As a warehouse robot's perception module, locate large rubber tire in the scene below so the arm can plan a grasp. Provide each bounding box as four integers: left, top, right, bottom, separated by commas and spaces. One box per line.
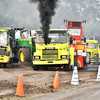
18, 48, 31, 63
33, 65, 39, 70
83, 57, 88, 70
95, 56, 99, 65
63, 59, 71, 71
45, 66, 48, 70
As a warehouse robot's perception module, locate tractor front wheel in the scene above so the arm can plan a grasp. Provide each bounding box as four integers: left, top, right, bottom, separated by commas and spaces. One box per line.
63, 59, 71, 71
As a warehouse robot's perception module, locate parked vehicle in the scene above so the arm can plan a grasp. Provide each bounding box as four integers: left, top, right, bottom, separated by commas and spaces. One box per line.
86, 40, 99, 65
65, 20, 87, 69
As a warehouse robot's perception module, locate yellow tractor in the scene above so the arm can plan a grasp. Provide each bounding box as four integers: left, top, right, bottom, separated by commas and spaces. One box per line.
0, 29, 13, 68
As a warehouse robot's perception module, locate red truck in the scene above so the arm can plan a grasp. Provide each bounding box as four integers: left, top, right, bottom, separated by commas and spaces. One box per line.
64, 20, 87, 69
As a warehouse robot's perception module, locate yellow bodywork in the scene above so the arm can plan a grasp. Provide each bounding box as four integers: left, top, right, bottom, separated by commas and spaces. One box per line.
98, 46, 100, 63
0, 29, 12, 63
33, 29, 74, 66
0, 47, 12, 63
86, 40, 99, 64
33, 43, 70, 65
0, 55, 10, 63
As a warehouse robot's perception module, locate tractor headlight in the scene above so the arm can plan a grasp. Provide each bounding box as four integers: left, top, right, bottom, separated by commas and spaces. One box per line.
34, 56, 40, 59
61, 55, 67, 59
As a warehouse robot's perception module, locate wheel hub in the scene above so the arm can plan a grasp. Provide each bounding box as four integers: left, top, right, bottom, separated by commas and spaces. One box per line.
20, 52, 24, 62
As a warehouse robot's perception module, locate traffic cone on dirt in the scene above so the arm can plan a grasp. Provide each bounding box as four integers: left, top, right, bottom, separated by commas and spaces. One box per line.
96, 65, 100, 81
15, 74, 24, 96
53, 71, 59, 89
71, 66, 79, 85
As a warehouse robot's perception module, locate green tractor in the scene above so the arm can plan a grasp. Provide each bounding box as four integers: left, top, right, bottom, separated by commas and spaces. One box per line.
7, 26, 36, 63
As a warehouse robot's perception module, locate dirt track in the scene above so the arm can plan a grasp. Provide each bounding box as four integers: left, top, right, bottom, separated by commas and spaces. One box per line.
0, 63, 99, 99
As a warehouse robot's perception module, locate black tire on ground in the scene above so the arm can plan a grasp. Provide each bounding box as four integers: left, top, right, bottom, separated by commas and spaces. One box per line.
5, 63, 11, 68
95, 56, 99, 65
18, 48, 31, 63
45, 66, 48, 70
9, 59, 13, 68
33, 65, 39, 70
63, 59, 71, 71
4, 63, 6, 68
83, 57, 88, 70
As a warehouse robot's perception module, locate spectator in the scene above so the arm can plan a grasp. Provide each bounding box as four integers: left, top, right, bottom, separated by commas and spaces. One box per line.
22, 34, 26, 38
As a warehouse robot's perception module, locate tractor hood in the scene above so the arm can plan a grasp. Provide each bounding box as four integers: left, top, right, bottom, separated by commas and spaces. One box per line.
17, 38, 35, 54
17, 39, 32, 46
36, 43, 69, 50
86, 48, 96, 53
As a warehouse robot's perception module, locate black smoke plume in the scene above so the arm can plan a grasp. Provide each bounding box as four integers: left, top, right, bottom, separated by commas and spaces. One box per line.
29, 0, 58, 44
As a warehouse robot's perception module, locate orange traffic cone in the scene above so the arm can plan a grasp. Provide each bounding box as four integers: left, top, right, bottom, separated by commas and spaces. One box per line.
53, 71, 59, 89
15, 74, 24, 96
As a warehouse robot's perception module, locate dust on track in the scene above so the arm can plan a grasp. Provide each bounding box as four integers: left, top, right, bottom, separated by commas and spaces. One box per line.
0, 63, 99, 98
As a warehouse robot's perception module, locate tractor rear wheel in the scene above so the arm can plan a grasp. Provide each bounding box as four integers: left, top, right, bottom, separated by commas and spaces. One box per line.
18, 48, 31, 63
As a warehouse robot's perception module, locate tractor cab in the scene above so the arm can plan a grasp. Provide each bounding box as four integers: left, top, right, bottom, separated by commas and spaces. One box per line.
0, 30, 8, 46
15, 29, 28, 39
